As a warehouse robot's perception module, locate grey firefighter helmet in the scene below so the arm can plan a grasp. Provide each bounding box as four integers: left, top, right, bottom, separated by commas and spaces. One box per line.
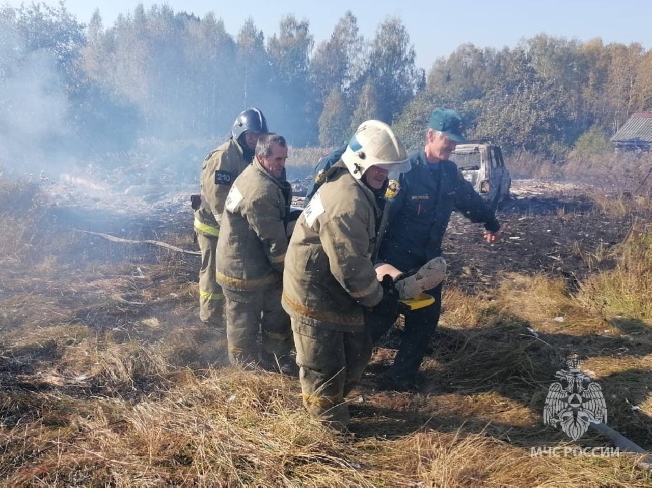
231, 107, 268, 141
341, 120, 409, 180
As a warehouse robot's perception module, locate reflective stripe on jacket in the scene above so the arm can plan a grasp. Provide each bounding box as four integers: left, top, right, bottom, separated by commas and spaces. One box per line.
194, 218, 219, 237
282, 164, 384, 332
216, 160, 291, 291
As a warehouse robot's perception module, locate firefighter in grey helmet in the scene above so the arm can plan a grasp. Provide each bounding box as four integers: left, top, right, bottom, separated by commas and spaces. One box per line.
281, 120, 410, 430
193, 108, 268, 326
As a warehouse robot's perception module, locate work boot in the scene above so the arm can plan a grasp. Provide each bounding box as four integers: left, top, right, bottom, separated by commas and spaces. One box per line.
394, 257, 447, 300
228, 351, 258, 371
376, 371, 425, 393
260, 352, 300, 377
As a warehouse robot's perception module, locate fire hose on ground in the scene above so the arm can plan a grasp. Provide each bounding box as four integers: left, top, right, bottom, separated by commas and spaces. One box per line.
76, 230, 201, 256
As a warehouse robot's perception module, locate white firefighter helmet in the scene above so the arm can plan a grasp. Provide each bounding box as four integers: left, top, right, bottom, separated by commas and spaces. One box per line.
341, 120, 410, 180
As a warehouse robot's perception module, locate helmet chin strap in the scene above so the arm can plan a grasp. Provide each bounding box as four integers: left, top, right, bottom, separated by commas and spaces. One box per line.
237, 134, 255, 163
243, 147, 255, 163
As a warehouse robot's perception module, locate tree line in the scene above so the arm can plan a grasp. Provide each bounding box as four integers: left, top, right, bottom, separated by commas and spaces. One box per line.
1, 2, 651, 166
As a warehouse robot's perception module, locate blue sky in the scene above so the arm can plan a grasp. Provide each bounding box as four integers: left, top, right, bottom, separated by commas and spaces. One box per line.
3, 0, 651, 69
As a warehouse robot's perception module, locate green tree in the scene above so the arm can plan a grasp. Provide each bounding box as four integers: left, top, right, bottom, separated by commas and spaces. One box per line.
318, 86, 349, 146
184, 12, 237, 134
267, 15, 315, 145
579, 38, 611, 132
426, 43, 498, 107
392, 91, 436, 151
309, 11, 364, 145
632, 49, 652, 112
364, 16, 418, 124
310, 11, 363, 100
570, 126, 613, 158
235, 18, 271, 110
267, 15, 312, 85
522, 35, 589, 142
349, 79, 382, 132
0, 2, 93, 155
474, 47, 570, 156
605, 42, 645, 132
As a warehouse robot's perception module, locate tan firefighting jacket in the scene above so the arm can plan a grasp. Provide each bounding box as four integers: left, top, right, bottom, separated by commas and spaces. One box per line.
194, 138, 249, 238
281, 163, 384, 332
216, 159, 292, 291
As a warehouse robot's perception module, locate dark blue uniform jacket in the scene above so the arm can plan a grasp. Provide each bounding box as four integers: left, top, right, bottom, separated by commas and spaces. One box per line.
304, 146, 347, 205
378, 150, 501, 271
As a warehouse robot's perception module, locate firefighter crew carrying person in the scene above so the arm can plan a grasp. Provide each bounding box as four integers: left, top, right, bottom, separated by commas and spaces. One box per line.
372, 108, 503, 392
192, 107, 268, 326
216, 133, 297, 374
281, 120, 446, 430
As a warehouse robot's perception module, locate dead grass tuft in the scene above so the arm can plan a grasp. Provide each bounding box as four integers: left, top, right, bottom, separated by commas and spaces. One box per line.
494, 273, 596, 330
578, 231, 652, 321
588, 189, 650, 218
0, 179, 45, 263
440, 287, 486, 328
90, 340, 170, 388
505, 151, 562, 180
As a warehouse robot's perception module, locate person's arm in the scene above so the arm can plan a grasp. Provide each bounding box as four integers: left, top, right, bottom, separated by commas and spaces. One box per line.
320, 210, 383, 308
452, 169, 501, 235
245, 190, 289, 274
204, 149, 239, 226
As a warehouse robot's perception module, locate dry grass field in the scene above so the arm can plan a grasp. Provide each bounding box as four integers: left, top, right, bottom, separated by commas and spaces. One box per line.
1, 172, 652, 487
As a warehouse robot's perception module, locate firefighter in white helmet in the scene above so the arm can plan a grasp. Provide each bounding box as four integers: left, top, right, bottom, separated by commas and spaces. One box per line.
282, 120, 410, 431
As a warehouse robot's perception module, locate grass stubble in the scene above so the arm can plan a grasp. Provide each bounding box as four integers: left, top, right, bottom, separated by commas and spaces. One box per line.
0, 179, 651, 487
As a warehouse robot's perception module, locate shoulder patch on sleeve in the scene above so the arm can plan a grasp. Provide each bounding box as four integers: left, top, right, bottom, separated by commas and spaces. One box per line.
385, 179, 400, 199
215, 170, 233, 185
303, 192, 325, 228
225, 184, 243, 213
314, 169, 327, 185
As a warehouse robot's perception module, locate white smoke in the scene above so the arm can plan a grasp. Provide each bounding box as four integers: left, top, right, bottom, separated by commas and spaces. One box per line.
0, 20, 70, 177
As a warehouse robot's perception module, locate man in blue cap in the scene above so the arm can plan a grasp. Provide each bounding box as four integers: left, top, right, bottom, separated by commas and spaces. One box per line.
372, 107, 502, 391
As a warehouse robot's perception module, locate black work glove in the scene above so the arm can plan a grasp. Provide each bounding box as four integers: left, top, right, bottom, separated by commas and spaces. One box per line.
190, 194, 201, 210
373, 275, 400, 318
365, 275, 403, 341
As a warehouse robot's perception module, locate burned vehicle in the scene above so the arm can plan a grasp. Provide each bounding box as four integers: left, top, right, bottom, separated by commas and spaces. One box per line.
452, 139, 511, 210
289, 177, 314, 197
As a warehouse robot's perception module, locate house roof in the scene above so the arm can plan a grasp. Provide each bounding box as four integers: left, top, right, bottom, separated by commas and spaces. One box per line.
611, 112, 652, 144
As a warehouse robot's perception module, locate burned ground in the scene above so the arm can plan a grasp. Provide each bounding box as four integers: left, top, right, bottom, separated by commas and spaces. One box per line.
443, 180, 636, 295
1, 176, 651, 486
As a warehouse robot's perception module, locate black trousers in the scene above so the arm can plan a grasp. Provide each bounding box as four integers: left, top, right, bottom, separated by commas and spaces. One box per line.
369, 282, 443, 381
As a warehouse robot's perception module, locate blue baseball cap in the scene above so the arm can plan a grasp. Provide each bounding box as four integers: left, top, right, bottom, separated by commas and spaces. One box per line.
428, 108, 465, 142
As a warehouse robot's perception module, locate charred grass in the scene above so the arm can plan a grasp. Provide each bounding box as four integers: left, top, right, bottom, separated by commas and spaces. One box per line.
1, 179, 652, 486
